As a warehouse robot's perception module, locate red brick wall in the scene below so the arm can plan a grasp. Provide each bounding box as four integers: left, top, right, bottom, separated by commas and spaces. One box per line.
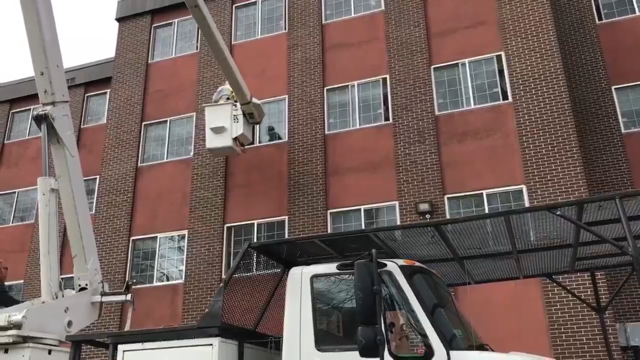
22, 84, 86, 300
385, 0, 445, 221
286, 0, 326, 236
181, 0, 230, 324
82, 14, 151, 360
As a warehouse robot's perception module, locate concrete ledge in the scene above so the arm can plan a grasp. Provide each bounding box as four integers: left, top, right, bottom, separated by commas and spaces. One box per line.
116, 0, 184, 20
0, 58, 114, 102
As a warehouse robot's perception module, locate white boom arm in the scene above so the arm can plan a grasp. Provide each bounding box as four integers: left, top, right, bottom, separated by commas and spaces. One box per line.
0, 0, 131, 353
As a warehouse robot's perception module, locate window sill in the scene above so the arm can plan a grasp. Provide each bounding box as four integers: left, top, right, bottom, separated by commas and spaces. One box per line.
148, 50, 200, 64
81, 121, 107, 129
0, 220, 36, 229
597, 13, 640, 25
138, 155, 193, 167
622, 127, 640, 135
435, 100, 512, 117
232, 30, 288, 46
325, 120, 392, 135
130, 280, 184, 289
322, 8, 384, 25
245, 139, 287, 149
3, 135, 41, 144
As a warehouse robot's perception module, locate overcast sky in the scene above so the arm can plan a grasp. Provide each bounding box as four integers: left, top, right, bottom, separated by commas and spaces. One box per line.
0, 0, 118, 83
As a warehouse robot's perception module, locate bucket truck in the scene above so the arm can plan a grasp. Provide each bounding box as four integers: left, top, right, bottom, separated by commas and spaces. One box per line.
1, 0, 552, 360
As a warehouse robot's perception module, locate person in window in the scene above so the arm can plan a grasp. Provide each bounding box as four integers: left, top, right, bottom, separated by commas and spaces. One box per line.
0, 260, 22, 308
267, 126, 282, 142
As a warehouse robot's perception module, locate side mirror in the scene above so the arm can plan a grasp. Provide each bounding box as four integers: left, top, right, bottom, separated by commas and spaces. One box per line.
354, 257, 385, 359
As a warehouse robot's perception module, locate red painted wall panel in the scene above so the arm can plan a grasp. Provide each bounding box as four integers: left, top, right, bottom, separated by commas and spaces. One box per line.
233, 34, 288, 99
325, 124, 397, 209
323, 11, 388, 86
426, 0, 503, 65
226, 144, 288, 223
598, 16, 640, 86
122, 284, 184, 329
437, 104, 524, 194
624, 132, 640, 189
0, 225, 32, 281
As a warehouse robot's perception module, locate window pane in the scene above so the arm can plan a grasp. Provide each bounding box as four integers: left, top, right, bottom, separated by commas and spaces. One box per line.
363, 205, 398, 229
312, 274, 358, 350
175, 18, 198, 55
353, 0, 382, 15
84, 93, 108, 126
256, 220, 286, 272
259, 99, 286, 144
358, 80, 384, 126
12, 189, 37, 224
7, 283, 23, 301
152, 23, 174, 61
235, 3, 258, 42
434, 65, 466, 113
156, 234, 186, 283
330, 209, 362, 233
327, 86, 352, 132
0, 193, 16, 226
167, 116, 194, 160
447, 194, 486, 218
227, 223, 255, 274
599, 0, 637, 20
486, 189, 526, 213
131, 237, 158, 285
324, 0, 352, 22
84, 178, 98, 213
141, 121, 168, 164
27, 106, 43, 138
260, 0, 286, 36
7, 109, 32, 141
469, 57, 502, 106
615, 85, 640, 132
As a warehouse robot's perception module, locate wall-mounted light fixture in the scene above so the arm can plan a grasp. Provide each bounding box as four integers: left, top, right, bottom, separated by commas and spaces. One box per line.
415, 201, 434, 220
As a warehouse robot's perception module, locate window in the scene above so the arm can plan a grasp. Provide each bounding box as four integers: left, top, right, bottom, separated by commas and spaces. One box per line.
249, 97, 287, 146
224, 218, 286, 275
233, 0, 287, 43
325, 77, 391, 133
6, 106, 42, 142
323, 0, 383, 22
150, 17, 199, 61
6, 281, 23, 301
445, 187, 527, 219
140, 114, 195, 165
84, 177, 99, 214
128, 232, 187, 286
83, 91, 109, 126
433, 54, 510, 114
312, 273, 358, 351
593, 0, 639, 22
329, 203, 398, 233
614, 83, 640, 132
0, 188, 38, 226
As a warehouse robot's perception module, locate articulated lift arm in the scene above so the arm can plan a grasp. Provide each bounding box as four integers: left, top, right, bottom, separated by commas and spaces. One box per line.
0, 0, 262, 355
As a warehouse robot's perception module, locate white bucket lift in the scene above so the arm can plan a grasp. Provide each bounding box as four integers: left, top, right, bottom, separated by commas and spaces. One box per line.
204, 101, 254, 156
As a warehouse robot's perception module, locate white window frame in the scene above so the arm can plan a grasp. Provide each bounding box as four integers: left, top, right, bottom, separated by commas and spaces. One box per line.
84, 176, 100, 214
327, 201, 400, 233
148, 16, 201, 63
232, 0, 289, 44
444, 185, 529, 219
324, 75, 393, 134
222, 216, 288, 277
248, 96, 288, 147
592, 0, 640, 23
432, 52, 512, 116
138, 113, 197, 166
0, 186, 38, 227
612, 81, 640, 134
4, 105, 42, 143
81, 90, 110, 127
5, 280, 23, 301
126, 230, 189, 288
322, 0, 385, 24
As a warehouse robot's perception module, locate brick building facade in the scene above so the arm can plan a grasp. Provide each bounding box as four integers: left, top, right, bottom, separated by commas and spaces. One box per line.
1, 0, 640, 358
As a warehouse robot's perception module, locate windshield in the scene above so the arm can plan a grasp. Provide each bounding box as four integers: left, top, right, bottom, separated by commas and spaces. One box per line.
399, 265, 486, 351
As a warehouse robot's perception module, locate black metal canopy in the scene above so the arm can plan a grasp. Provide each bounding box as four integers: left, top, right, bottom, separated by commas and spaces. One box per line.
249, 189, 640, 287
